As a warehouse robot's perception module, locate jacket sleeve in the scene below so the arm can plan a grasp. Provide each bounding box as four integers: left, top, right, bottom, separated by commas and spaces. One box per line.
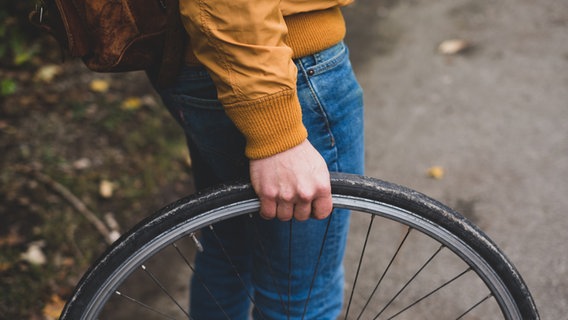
179, 0, 308, 159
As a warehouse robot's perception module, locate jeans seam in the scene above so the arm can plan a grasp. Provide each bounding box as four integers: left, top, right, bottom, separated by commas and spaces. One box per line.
299, 61, 332, 144
298, 60, 340, 168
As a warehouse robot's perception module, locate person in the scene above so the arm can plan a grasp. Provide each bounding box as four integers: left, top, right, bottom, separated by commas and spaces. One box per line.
153, 0, 364, 318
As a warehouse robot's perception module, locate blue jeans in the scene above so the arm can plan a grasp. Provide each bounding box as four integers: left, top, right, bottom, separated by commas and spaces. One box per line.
156, 41, 364, 319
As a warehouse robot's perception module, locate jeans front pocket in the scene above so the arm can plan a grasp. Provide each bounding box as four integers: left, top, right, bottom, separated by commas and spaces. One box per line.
157, 66, 248, 184
294, 42, 365, 174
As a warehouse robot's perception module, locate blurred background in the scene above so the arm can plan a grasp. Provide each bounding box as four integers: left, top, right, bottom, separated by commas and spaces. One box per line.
0, 2, 193, 318
1, 0, 567, 319
343, 0, 567, 319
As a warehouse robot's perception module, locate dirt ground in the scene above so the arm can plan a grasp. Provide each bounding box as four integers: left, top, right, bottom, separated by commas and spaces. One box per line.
0, 53, 194, 318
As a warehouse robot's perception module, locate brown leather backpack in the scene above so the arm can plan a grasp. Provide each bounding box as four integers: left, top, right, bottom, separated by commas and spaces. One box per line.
29, 0, 185, 87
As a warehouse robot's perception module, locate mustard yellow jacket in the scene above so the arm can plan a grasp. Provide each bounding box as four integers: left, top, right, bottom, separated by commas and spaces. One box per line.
180, 0, 354, 159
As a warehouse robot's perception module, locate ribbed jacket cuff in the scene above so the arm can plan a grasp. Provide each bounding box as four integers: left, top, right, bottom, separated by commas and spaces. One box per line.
224, 89, 308, 159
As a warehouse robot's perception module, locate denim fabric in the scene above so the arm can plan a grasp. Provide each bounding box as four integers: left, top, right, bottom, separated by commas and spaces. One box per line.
156, 41, 364, 319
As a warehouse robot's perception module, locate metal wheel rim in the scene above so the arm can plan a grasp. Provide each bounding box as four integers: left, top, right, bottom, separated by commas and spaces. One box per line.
79, 196, 521, 320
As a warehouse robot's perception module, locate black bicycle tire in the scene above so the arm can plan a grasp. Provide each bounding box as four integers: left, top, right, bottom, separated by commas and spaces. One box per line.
60, 173, 539, 319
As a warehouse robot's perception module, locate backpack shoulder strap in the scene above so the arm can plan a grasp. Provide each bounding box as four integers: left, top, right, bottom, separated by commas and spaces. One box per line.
150, 0, 186, 88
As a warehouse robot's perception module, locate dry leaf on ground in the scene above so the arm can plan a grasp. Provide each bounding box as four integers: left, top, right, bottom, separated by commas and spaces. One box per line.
427, 166, 445, 180
42, 294, 66, 320
438, 39, 471, 55
20, 243, 47, 265
121, 97, 142, 110
34, 65, 63, 83
99, 180, 115, 198
89, 79, 110, 93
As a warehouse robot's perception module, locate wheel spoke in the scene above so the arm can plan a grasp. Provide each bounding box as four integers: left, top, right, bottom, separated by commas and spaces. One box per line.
114, 290, 180, 320
247, 214, 290, 319
386, 268, 472, 319
344, 214, 375, 320
140, 264, 190, 319
208, 225, 267, 320
301, 212, 334, 320
171, 242, 230, 320
372, 245, 444, 319
456, 293, 494, 319
357, 227, 412, 320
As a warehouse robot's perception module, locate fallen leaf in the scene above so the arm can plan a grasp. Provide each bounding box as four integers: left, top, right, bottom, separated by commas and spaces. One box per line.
141, 94, 159, 108
427, 166, 445, 180
121, 97, 142, 110
89, 79, 110, 93
21, 243, 47, 265
43, 93, 59, 104
18, 95, 35, 107
42, 294, 65, 320
0, 227, 24, 246
34, 64, 62, 83
61, 257, 75, 267
72, 158, 92, 170
0, 262, 12, 272
99, 180, 115, 198
438, 39, 471, 55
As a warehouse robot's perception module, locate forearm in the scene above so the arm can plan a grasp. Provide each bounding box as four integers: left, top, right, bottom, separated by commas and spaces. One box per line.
180, 0, 307, 158
178, 0, 335, 221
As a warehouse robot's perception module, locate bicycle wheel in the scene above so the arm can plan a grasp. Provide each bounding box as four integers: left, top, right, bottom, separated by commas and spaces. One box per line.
60, 173, 539, 319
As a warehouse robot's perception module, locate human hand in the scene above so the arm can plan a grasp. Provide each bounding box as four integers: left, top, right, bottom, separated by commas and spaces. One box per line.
249, 140, 332, 221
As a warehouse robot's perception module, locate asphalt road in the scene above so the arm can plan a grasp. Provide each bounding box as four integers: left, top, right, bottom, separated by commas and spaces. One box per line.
343, 0, 568, 318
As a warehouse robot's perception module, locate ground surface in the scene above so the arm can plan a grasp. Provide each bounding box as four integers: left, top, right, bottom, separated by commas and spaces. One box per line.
343, 0, 567, 318
1, 55, 193, 318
